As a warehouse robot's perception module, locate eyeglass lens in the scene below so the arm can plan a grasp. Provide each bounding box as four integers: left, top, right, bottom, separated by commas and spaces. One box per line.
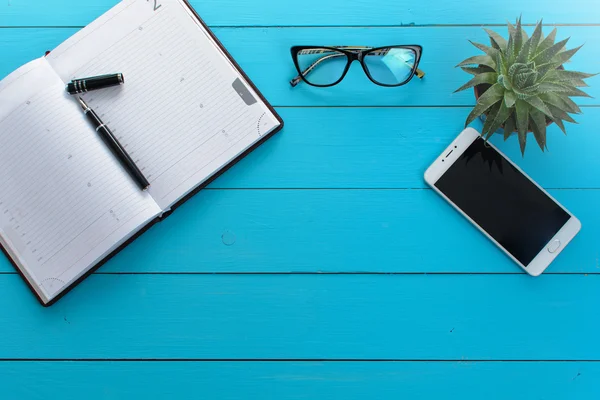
296, 48, 349, 86
363, 48, 417, 85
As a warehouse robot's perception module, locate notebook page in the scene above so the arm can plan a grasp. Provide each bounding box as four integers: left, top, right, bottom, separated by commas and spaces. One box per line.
46, 0, 281, 210
0, 59, 50, 114
0, 58, 161, 303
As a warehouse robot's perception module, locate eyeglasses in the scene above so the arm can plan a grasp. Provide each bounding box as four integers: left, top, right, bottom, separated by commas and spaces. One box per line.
290, 45, 425, 88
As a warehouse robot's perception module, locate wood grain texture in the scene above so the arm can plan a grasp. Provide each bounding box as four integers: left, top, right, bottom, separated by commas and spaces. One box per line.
1, 189, 597, 274
0, 102, 596, 190
1, 0, 600, 27
1, 0, 600, 397
0, 274, 599, 359
0, 361, 597, 400
0, 27, 599, 107
206, 108, 598, 189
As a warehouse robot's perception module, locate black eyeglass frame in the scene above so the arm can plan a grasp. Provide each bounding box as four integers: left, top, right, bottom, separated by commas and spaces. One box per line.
290, 45, 425, 88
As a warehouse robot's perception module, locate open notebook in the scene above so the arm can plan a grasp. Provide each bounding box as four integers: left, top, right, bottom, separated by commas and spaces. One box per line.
0, 0, 283, 305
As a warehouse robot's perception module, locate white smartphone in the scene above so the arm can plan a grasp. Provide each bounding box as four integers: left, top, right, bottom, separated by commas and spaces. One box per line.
424, 127, 581, 276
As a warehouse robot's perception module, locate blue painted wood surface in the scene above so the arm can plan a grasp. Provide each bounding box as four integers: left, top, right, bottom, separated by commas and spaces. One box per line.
1, 0, 598, 26
1, 0, 600, 398
0, 362, 598, 400
2, 27, 599, 107
0, 274, 599, 359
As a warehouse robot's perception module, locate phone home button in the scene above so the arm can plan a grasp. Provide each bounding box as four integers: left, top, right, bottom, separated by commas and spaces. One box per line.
547, 240, 561, 254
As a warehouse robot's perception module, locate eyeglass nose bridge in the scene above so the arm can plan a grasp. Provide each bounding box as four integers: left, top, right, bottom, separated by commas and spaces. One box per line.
347, 51, 362, 62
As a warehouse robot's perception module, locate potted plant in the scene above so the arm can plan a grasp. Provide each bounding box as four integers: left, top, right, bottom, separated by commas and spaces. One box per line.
455, 17, 596, 155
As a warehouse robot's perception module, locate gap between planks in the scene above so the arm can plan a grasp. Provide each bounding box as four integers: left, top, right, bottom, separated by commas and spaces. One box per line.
1, 358, 600, 362
272, 105, 600, 109
2, 23, 600, 29
0, 272, 597, 275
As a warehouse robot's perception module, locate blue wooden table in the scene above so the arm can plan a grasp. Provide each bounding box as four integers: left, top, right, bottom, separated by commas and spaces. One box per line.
1, 1, 600, 398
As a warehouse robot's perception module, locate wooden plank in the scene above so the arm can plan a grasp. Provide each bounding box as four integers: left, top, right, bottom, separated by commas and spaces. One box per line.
1, 27, 599, 107
0, 93, 596, 189
0, 101, 596, 189
0, 274, 598, 359
207, 108, 600, 189
0, 361, 598, 399
1, 190, 597, 274
1, 0, 600, 27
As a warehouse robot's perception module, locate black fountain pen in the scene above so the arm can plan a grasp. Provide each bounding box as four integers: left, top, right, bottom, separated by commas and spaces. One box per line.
77, 97, 150, 190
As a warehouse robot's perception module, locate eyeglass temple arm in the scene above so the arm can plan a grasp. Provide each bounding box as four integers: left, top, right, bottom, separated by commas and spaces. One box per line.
290, 47, 426, 87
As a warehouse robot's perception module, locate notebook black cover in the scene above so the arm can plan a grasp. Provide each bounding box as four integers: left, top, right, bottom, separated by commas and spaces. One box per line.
0, 0, 284, 306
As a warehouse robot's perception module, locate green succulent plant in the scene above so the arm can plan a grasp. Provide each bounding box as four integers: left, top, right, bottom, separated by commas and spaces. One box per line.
455, 17, 596, 155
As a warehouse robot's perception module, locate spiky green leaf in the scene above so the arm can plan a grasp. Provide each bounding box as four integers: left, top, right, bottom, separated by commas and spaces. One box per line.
537, 62, 563, 80
507, 21, 516, 37
546, 104, 577, 124
533, 38, 570, 65
497, 52, 508, 76
484, 28, 507, 51
535, 82, 590, 97
521, 26, 529, 42
524, 96, 554, 118
484, 98, 512, 139
506, 23, 515, 62
554, 70, 598, 81
469, 41, 500, 59
558, 94, 582, 113
503, 115, 517, 140
460, 66, 493, 75
504, 90, 517, 108
536, 28, 557, 54
558, 86, 593, 97
515, 83, 541, 98
556, 93, 582, 114
529, 108, 548, 151
528, 21, 544, 58
456, 55, 497, 70
482, 103, 502, 138
545, 70, 594, 87
516, 35, 533, 64
498, 74, 512, 91
513, 17, 524, 56
571, 79, 589, 87
524, 70, 539, 87
539, 92, 581, 114
545, 103, 573, 135
517, 131, 527, 156
556, 45, 583, 64
515, 99, 530, 155
536, 82, 570, 92
552, 117, 567, 134
465, 83, 505, 127
454, 72, 499, 93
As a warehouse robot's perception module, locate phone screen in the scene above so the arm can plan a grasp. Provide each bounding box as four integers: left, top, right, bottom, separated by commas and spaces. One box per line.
434, 137, 570, 266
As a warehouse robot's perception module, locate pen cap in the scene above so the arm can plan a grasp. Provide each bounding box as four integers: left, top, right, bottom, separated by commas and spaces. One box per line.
66, 73, 124, 95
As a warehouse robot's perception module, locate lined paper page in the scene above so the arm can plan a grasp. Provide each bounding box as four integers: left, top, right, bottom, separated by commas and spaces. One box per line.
0, 59, 161, 302
47, 0, 280, 210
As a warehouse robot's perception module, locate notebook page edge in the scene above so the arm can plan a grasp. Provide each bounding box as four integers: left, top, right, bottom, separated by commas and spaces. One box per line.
0, 57, 45, 92
151, 0, 281, 210
176, 0, 281, 126
0, 230, 49, 304
42, 205, 161, 305
0, 57, 67, 305
0, 66, 162, 305
46, 0, 146, 82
